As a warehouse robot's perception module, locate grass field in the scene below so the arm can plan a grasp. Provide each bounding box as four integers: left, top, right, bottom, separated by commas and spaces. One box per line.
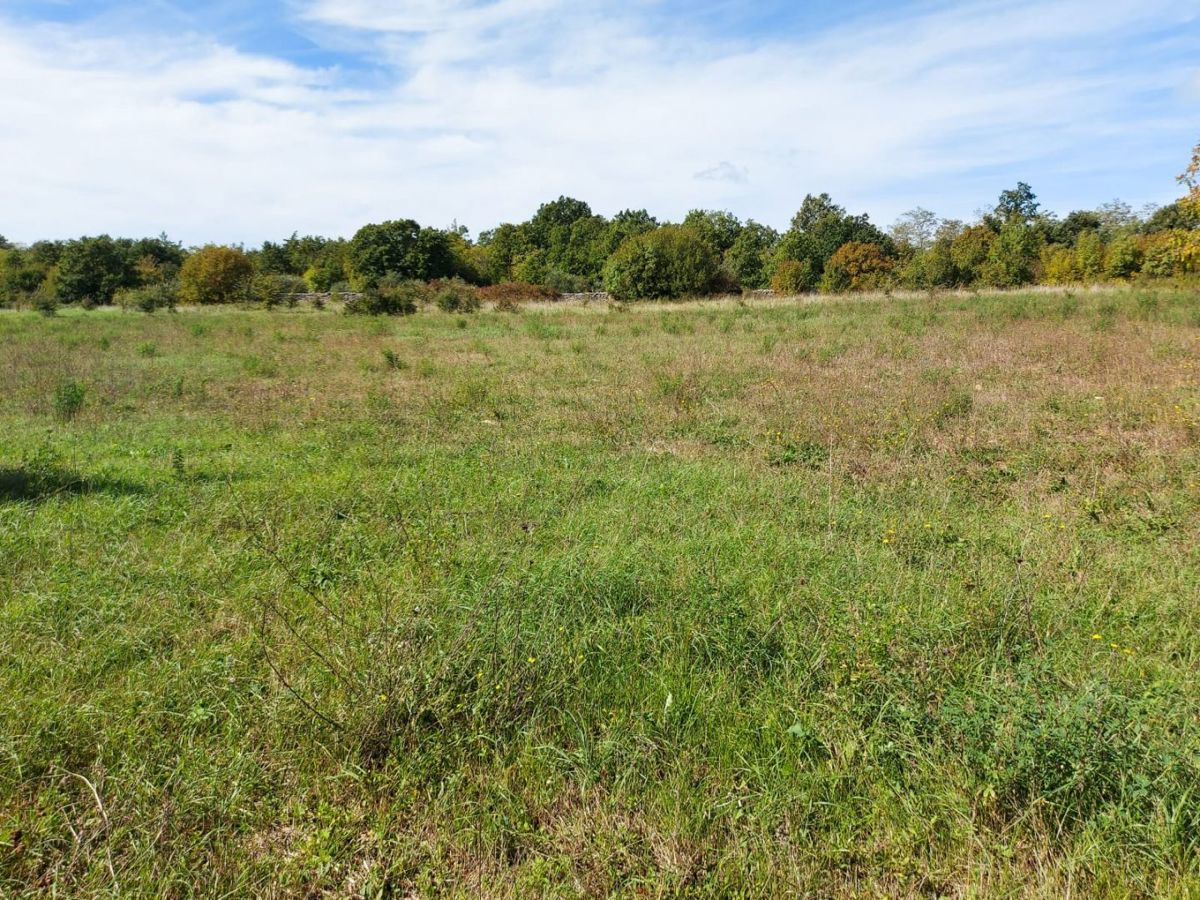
2, 287, 1199, 896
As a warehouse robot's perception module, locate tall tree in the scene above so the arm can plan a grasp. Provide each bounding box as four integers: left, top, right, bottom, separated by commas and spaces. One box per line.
1180, 143, 1200, 214
775, 193, 890, 281
995, 182, 1040, 225
348, 220, 454, 287
889, 208, 939, 251
56, 236, 132, 305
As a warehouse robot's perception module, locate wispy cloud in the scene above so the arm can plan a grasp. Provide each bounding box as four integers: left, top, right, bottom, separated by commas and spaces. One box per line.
0, 0, 1196, 243
695, 163, 749, 185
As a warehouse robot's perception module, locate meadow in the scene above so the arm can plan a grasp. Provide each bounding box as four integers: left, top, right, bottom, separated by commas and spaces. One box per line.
1, 287, 1198, 896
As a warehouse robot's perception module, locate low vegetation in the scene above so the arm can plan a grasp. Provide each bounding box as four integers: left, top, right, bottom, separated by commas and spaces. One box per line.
2, 285, 1198, 894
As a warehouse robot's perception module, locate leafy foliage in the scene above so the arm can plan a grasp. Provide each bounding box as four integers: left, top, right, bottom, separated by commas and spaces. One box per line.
819, 241, 895, 292
602, 226, 719, 300
178, 245, 254, 304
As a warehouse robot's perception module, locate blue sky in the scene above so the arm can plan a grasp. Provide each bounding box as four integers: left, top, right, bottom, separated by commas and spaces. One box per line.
1, 0, 1197, 244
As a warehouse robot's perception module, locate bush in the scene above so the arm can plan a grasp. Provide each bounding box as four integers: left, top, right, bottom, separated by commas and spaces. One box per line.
1040, 246, 1081, 285
477, 282, 561, 304
769, 259, 816, 295
344, 280, 425, 316
983, 223, 1040, 287
116, 280, 178, 313
818, 241, 894, 293
433, 278, 480, 313
53, 380, 86, 421
249, 273, 308, 308
602, 226, 719, 301
1105, 236, 1142, 280
1075, 231, 1105, 281
178, 246, 254, 304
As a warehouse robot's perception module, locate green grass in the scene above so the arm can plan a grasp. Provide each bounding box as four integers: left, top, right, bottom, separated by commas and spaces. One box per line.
2, 288, 1199, 896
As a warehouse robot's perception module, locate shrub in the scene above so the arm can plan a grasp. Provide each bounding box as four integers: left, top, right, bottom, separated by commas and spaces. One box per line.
1105, 236, 1142, 280
53, 380, 86, 421
1075, 230, 1105, 281
178, 246, 254, 304
477, 282, 561, 305
602, 226, 719, 301
818, 241, 894, 293
433, 278, 481, 313
983, 222, 1040, 287
55, 236, 130, 306
950, 225, 996, 284
33, 289, 59, 317
116, 280, 178, 313
1040, 246, 1081, 285
344, 280, 425, 316
250, 273, 308, 308
769, 259, 816, 295
1140, 231, 1185, 278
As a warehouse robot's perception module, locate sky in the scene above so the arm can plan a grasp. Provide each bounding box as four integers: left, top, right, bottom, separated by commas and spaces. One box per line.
1, 0, 1198, 245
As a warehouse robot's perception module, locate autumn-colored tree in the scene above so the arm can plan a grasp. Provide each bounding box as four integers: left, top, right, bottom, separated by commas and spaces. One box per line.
178, 245, 254, 304
1075, 231, 1105, 281
819, 241, 894, 293
949, 226, 996, 284
769, 259, 815, 295
1180, 143, 1200, 214
1104, 235, 1142, 280
1040, 246, 1080, 285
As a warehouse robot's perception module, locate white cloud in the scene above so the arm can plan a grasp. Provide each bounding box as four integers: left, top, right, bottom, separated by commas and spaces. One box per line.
0, 0, 1196, 243
695, 163, 749, 185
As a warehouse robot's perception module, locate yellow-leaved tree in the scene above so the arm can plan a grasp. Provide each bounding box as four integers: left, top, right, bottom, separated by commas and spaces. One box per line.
1178, 144, 1200, 273
1181, 143, 1200, 213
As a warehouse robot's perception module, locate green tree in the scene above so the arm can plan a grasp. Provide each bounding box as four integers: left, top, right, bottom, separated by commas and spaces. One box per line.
1052, 211, 1103, 246
55, 236, 132, 305
1143, 201, 1200, 234
984, 222, 1040, 287
0, 247, 51, 299
775, 194, 890, 283
303, 241, 350, 291
889, 207, 939, 251
477, 223, 533, 284
1104, 236, 1142, 279
1075, 231, 1104, 281
609, 209, 658, 244
682, 210, 743, 255
724, 221, 778, 289
602, 226, 719, 300
178, 245, 254, 304
996, 182, 1040, 224
348, 220, 454, 288
950, 225, 996, 284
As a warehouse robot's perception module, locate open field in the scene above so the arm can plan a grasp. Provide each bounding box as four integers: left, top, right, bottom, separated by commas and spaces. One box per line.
2, 287, 1199, 896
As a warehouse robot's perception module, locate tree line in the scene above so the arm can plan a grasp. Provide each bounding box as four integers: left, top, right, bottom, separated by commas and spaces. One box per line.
3, 145, 1198, 311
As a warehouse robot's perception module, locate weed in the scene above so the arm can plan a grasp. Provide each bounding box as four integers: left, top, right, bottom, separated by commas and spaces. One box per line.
52, 380, 86, 421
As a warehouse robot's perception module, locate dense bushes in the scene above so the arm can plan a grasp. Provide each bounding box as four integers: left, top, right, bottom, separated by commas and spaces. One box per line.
770, 259, 816, 295
602, 226, 719, 300
348, 220, 455, 288
178, 245, 254, 304
819, 241, 894, 292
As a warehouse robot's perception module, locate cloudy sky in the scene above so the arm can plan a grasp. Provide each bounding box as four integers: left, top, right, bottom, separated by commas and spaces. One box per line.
1, 0, 1197, 245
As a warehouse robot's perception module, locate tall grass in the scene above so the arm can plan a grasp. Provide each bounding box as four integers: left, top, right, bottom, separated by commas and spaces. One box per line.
1, 287, 1198, 895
